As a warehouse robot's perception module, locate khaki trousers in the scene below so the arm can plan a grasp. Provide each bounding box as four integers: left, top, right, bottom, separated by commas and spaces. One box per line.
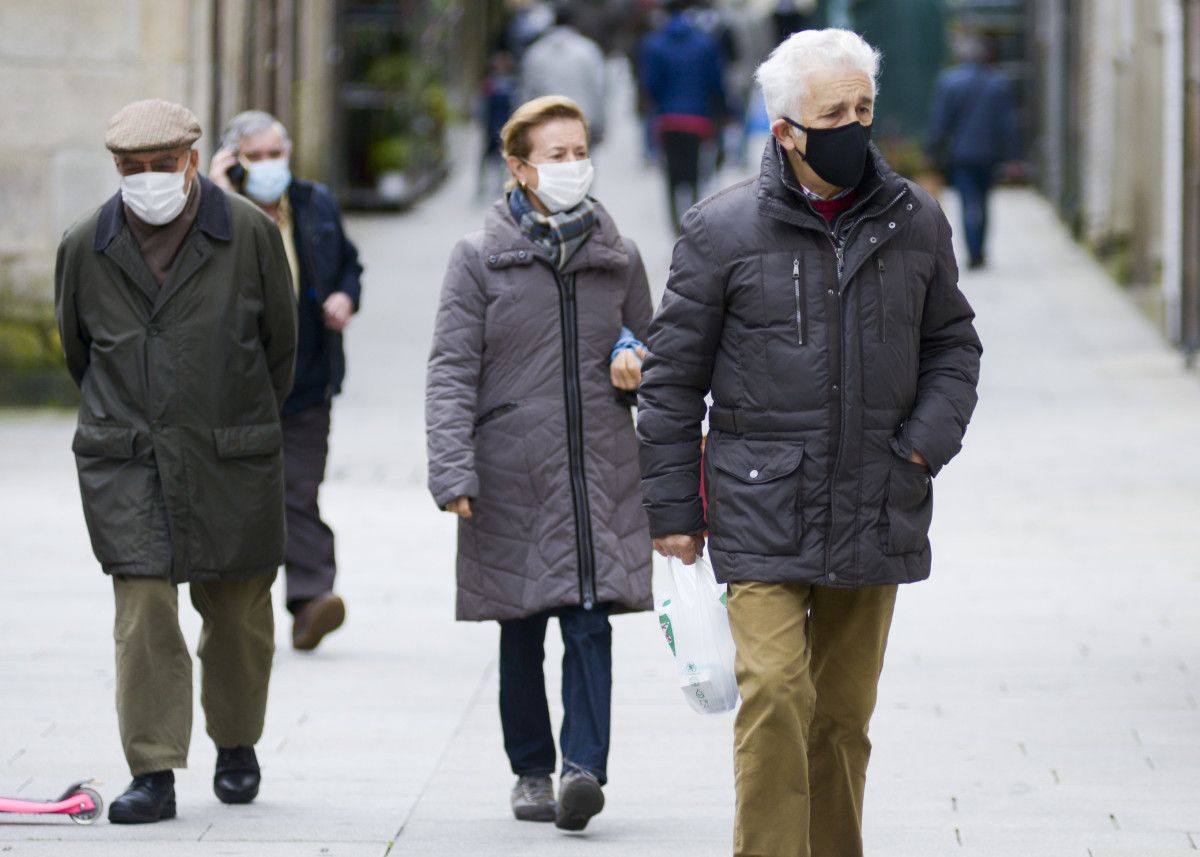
727, 581, 898, 857
112, 573, 276, 775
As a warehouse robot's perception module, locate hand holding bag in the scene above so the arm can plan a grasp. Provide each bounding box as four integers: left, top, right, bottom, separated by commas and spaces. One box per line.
654, 554, 740, 714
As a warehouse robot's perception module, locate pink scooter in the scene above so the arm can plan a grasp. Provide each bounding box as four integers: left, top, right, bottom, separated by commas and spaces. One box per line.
0, 781, 103, 825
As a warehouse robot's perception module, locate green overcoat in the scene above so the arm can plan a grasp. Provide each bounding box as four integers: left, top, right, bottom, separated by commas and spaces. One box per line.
54, 176, 297, 583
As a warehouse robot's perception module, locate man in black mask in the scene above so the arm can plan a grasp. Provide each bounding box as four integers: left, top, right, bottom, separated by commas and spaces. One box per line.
637, 29, 982, 857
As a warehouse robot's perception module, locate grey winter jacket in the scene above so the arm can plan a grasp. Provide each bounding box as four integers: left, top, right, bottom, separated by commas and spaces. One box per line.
638, 142, 982, 588
519, 27, 608, 140
55, 177, 297, 584
426, 199, 653, 621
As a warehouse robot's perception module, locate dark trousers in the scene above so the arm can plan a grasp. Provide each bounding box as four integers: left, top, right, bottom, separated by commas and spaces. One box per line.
498, 605, 612, 784
948, 163, 995, 265
281, 403, 336, 612
662, 130, 704, 231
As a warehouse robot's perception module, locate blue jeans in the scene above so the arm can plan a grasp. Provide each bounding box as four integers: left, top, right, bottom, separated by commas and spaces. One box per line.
948, 163, 995, 264
499, 605, 612, 784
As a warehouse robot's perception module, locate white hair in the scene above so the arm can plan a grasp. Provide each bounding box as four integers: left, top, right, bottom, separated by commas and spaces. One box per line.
220, 110, 291, 151
755, 29, 882, 123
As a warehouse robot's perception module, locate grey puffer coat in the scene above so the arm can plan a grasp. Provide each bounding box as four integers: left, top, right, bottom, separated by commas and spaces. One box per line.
638, 142, 982, 588
426, 199, 654, 621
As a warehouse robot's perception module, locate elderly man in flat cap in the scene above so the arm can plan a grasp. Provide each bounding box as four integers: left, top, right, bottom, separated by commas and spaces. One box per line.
54, 98, 297, 823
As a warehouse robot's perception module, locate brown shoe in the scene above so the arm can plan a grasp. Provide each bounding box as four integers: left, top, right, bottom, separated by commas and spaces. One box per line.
292, 593, 346, 651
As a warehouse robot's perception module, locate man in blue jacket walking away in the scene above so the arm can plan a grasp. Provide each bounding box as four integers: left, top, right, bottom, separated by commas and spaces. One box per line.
925, 33, 1022, 269
639, 0, 728, 231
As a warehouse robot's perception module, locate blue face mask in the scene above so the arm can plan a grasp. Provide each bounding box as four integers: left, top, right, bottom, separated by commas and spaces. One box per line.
244, 157, 292, 203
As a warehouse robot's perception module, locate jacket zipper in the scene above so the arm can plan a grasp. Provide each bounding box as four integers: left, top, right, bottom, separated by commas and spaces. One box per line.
821, 187, 908, 579
792, 258, 805, 345
876, 257, 888, 343
553, 271, 598, 610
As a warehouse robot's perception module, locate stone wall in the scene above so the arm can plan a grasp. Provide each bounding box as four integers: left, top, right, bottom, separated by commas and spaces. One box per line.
0, 0, 212, 312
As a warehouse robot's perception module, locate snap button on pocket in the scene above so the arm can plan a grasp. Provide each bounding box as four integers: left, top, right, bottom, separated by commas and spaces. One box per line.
888, 222, 896, 229
749, 469, 759, 479
869, 236, 878, 244
488, 254, 498, 264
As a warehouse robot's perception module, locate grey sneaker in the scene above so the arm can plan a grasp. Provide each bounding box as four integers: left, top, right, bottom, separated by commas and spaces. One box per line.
555, 769, 604, 831
511, 775, 556, 822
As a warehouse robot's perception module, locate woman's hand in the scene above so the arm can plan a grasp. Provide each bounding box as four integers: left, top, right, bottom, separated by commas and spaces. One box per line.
610, 347, 646, 391
443, 497, 473, 518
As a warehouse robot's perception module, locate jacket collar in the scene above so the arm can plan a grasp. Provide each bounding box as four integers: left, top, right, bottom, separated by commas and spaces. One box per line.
481, 196, 629, 275
755, 138, 909, 231
94, 175, 233, 252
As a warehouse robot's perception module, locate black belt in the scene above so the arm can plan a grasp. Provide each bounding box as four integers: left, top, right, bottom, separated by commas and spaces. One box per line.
707, 407, 814, 435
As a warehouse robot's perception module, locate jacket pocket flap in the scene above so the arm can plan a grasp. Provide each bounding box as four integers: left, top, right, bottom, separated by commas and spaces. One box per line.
72, 424, 137, 459
212, 423, 283, 459
711, 438, 804, 484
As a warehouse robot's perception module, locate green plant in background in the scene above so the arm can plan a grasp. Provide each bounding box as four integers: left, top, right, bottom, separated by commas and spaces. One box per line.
369, 135, 412, 175
0, 309, 78, 407
364, 54, 411, 91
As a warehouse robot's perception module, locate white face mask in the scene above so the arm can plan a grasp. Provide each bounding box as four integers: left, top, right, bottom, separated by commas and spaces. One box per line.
530, 158, 594, 213
121, 169, 189, 226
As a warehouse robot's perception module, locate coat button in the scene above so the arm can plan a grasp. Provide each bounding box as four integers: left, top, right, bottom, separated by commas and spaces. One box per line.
518, 250, 528, 260
832, 384, 840, 393
828, 572, 838, 582
869, 236, 878, 243
749, 469, 759, 479
827, 288, 835, 296
888, 222, 896, 229
148, 325, 159, 337
906, 203, 914, 210
487, 254, 498, 264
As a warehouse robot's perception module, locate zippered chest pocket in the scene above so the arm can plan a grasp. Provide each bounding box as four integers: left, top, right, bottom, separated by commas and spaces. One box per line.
749, 253, 816, 346
872, 252, 925, 342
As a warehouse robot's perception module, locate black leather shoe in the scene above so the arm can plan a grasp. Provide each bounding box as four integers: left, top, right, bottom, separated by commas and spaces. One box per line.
214, 746, 260, 804
108, 770, 176, 824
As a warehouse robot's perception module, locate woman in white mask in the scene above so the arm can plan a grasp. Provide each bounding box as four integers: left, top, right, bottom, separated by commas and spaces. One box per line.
426, 96, 653, 833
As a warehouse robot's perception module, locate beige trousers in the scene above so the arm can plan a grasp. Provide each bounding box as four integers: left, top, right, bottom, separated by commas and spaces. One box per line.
112, 573, 276, 775
727, 581, 898, 857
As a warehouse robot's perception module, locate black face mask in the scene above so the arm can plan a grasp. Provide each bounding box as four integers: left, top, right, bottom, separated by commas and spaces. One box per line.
783, 118, 872, 190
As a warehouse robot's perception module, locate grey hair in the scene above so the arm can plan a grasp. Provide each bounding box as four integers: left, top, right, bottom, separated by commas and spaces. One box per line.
220, 110, 291, 151
755, 29, 881, 123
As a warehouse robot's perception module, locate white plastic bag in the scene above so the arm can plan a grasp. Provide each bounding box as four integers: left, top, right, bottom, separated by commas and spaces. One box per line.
654, 554, 740, 714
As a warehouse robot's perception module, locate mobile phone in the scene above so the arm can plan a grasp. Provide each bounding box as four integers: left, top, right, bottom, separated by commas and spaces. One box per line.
226, 159, 247, 191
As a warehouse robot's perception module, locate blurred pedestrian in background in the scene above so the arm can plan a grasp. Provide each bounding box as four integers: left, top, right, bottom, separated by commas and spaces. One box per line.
55, 99, 296, 823
639, 0, 728, 230
210, 110, 364, 652
478, 51, 519, 200
638, 29, 982, 857
925, 32, 1022, 269
519, 5, 608, 144
426, 96, 652, 833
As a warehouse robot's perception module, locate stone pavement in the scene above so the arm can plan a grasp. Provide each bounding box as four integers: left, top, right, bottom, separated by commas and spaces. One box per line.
3, 77, 1200, 857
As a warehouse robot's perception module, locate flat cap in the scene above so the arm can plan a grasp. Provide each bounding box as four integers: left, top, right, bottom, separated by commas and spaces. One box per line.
105, 99, 202, 154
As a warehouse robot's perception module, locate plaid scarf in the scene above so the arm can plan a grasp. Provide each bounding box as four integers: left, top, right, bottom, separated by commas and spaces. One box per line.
508, 186, 596, 271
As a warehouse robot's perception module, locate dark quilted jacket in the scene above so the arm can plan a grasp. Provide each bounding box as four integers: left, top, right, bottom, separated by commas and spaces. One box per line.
426, 199, 654, 621
638, 142, 982, 588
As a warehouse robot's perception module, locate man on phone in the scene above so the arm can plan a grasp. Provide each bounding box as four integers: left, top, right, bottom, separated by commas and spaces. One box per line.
210, 111, 364, 652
